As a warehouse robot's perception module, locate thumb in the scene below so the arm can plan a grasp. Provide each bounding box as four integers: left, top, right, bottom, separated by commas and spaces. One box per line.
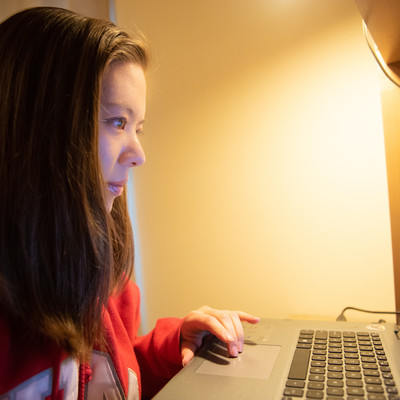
181, 340, 198, 367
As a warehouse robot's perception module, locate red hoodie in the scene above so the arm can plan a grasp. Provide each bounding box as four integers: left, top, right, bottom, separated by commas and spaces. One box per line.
0, 281, 183, 399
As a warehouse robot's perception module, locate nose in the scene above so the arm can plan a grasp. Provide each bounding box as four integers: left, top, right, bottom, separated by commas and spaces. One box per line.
119, 134, 146, 167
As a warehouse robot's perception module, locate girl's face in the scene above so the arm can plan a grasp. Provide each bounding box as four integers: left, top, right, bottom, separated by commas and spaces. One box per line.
99, 62, 146, 211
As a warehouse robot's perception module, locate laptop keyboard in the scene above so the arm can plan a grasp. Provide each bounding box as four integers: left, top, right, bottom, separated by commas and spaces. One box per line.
282, 329, 400, 400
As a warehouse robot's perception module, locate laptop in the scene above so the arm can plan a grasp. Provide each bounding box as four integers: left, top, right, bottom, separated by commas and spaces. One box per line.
154, 319, 400, 400
154, 317, 400, 399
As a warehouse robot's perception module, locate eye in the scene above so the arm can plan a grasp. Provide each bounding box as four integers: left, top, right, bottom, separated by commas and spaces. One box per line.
104, 118, 127, 130
112, 118, 127, 130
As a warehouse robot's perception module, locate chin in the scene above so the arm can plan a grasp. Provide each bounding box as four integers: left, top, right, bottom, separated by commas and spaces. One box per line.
106, 198, 115, 212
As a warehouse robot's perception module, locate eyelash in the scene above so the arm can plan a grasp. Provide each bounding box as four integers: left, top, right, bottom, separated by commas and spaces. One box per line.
103, 118, 144, 135
107, 118, 127, 130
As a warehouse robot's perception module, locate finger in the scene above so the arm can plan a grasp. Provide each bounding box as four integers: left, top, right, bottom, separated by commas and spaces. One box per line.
236, 311, 261, 324
209, 310, 260, 356
181, 340, 197, 367
181, 311, 235, 350
200, 309, 243, 357
228, 312, 245, 353
190, 312, 236, 346
202, 309, 238, 340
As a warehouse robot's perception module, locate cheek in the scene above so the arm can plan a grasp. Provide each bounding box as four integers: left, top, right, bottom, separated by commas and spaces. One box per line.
98, 136, 117, 176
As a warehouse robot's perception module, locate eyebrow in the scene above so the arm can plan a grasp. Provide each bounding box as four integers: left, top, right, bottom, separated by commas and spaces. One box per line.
101, 103, 135, 117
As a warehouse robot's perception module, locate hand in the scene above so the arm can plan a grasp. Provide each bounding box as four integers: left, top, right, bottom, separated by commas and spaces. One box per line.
180, 305, 260, 367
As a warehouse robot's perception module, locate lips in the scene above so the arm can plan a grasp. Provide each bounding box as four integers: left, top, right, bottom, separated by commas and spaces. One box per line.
107, 179, 128, 197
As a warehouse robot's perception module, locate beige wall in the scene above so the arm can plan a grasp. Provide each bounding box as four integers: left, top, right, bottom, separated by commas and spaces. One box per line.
0, 0, 395, 333
115, 0, 395, 333
115, 0, 396, 333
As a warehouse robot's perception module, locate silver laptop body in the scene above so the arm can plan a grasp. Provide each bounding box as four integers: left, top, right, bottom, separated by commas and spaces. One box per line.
154, 318, 400, 399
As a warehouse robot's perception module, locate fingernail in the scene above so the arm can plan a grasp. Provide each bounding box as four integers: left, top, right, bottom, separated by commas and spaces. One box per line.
238, 341, 243, 353
230, 344, 238, 357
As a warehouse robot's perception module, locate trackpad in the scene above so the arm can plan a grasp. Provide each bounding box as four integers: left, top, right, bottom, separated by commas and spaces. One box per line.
195, 341, 281, 380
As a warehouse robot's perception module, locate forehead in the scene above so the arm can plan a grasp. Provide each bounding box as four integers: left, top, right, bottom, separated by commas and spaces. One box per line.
100, 62, 146, 112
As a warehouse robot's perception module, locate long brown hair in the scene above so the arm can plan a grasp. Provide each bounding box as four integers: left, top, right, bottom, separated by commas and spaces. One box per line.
0, 7, 148, 361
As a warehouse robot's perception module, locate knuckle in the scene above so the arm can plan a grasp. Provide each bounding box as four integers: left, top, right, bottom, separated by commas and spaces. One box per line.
219, 312, 232, 324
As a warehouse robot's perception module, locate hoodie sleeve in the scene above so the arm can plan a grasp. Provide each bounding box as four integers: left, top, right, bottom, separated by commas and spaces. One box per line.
122, 281, 183, 398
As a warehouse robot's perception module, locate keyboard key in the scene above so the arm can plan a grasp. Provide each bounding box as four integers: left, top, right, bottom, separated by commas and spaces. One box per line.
345, 397, 365, 400
346, 371, 361, 379
345, 365, 361, 372
288, 349, 310, 380
344, 353, 359, 359
362, 357, 376, 363
329, 359, 343, 365
297, 343, 312, 349
306, 389, 323, 399
308, 382, 324, 390
327, 379, 343, 387
347, 387, 365, 396
326, 387, 344, 396
298, 338, 313, 344
364, 370, 380, 377
310, 367, 325, 374
327, 372, 343, 379
326, 398, 347, 400
362, 362, 378, 370
329, 348, 342, 353
311, 361, 325, 367
360, 351, 374, 356
359, 345, 373, 351
345, 359, 360, 365
347, 379, 363, 387
365, 377, 382, 385
315, 331, 327, 340
366, 384, 384, 393
284, 387, 304, 397
309, 374, 325, 382
344, 348, 358, 354
286, 380, 305, 388
328, 365, 342, 372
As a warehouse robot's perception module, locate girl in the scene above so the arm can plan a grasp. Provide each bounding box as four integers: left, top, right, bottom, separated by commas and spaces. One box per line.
0, 7, 259, 399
